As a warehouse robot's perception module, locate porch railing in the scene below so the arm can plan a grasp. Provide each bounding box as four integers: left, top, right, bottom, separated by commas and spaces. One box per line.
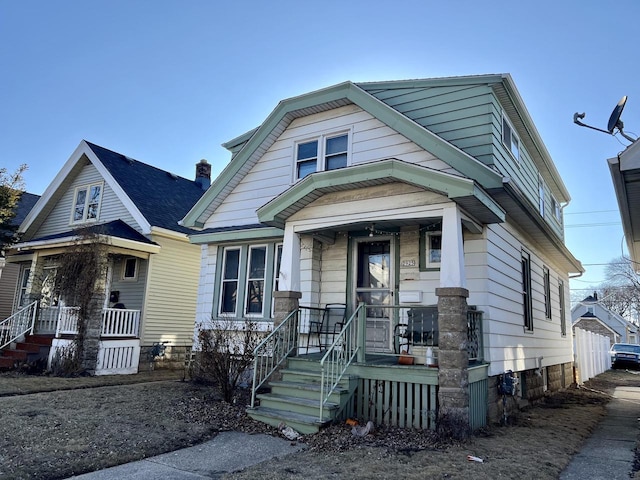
56, 307, 80, 336
37, 306, 60, 334
101, 308, 140, 337
250, 309, 299, 408
0, 301, 38, 350
318, 303, 362, 421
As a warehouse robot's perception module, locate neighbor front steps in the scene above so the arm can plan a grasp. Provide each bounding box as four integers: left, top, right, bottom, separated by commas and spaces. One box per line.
0, 334, 54, 371
247, 356, 358, 435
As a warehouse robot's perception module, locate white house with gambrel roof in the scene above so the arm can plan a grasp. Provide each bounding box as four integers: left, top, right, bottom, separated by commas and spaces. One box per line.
183, 74, 583, 431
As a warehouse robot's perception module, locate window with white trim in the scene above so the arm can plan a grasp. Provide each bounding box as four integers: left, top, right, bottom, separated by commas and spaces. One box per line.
295, 133, 349, 180
502, 116, 520, 162
122, 257, 138, 281
71, 182, 103, 223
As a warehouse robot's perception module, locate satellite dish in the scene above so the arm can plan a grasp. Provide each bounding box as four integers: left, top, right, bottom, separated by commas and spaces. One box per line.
607, 96, 627, 133
574, 95, 636, 143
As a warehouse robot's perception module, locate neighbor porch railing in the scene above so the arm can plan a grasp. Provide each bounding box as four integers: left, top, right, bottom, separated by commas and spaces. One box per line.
250, 309, 300, 408
56, 307, 80, 336
318, 303, 362, 420
53, 307, 141, 338
101, 308, 140, 337
0, 301, 38, 350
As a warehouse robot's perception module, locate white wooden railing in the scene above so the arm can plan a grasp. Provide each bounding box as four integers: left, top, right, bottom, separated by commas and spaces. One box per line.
101, 308, 140, 337
0, 301, 38, 350
56, 307, 80, 336
37, 306, 61, 334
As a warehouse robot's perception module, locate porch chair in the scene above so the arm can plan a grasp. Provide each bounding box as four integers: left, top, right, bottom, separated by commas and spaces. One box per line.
306, 303, 347, 353
394, 306, 439, 354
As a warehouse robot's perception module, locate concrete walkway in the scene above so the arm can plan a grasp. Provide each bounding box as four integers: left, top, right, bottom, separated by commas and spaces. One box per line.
67, 431, 306, 480
560, 386, 640, 480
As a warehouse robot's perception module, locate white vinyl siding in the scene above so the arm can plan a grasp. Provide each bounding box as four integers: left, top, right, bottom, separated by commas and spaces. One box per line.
0, 263, 20, 319
35, 162, 141, 238
203, 105, 453, 229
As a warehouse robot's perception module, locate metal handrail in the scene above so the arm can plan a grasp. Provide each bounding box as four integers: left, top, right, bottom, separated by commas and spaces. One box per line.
250, 309, 298, 408
318, 303, 362, 421
0, 301, 38, 350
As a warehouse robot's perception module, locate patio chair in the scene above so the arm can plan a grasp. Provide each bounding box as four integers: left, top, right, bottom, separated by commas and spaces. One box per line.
307, 303, 347, 353
394, 306, 438, 354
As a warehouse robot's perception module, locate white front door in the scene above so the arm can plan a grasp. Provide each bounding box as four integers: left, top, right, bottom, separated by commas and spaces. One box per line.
353, 238, 394, 352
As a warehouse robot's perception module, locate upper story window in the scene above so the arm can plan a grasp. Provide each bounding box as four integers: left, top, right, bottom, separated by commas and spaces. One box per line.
538, 176, 545, 217
295, 133, 349, 180
551, 196, 562, 223
72, 182, 102, 223
502, 116, 520, 162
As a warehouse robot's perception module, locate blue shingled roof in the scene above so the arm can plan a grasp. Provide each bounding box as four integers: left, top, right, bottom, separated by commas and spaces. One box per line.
85, 142, 206, 234
13, 192, 40, 227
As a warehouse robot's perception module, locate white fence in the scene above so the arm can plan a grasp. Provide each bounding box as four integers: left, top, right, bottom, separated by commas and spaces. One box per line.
101, 308, 140, 337
574, 327, 611, 384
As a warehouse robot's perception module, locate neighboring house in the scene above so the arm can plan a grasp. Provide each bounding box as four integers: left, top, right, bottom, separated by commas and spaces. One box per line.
610, 139, 640, 268
3, 141, 209, 374
571, 292, 638, 344
0, 192, 40, 319
182, 74, 583, 431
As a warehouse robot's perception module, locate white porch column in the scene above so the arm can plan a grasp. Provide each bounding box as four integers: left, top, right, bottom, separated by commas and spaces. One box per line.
279, 223, 301, 292
439, 205, 466, 289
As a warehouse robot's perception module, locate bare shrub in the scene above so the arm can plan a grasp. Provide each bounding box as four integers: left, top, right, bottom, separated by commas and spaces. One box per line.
49, 343, 82, 377
190, 318, 263, 403
437, 408, 471, 442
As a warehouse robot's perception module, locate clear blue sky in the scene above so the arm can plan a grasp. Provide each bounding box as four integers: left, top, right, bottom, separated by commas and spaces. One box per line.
2, 1, 638, 298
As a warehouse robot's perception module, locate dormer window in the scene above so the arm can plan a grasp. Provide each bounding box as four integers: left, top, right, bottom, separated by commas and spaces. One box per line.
72, 182, 102, 223
502, 115, 520, 162
295, 133, 349, 180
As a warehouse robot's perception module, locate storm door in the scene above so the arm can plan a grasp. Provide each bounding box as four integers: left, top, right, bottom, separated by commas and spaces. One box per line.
354, 238, 394, 352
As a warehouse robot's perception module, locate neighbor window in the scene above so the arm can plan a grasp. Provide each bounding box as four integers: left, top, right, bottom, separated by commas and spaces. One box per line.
543, 266, 552, 320
538, 176, 545, 217
72, 182, 102, 223
559, 280, 567, 336
522, 252, 533, 331
551, 196, 562, 222
218, 243, 281, 317
295, 133, 349, 180
502, 116, 520, 161
122, 258, 138, 280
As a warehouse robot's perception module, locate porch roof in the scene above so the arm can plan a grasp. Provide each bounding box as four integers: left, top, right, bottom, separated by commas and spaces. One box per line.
9, 219, 161, 255
256, 159, 506, 230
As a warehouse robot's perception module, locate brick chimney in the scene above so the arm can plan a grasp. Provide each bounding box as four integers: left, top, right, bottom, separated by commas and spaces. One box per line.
195, 159, 211, 190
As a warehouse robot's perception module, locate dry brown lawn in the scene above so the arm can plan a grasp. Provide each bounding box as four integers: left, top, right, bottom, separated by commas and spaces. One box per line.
0, 368, 636, 480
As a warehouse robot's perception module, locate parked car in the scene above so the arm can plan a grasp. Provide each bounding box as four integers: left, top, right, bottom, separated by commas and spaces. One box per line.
610, 343, 640, 369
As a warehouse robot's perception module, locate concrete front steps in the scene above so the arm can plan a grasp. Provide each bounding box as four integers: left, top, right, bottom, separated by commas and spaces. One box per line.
0, 334, 54, 371
247, 356, 358, 435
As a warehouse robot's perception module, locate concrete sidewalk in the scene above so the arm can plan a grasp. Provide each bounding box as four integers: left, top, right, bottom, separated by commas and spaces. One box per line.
560, 386, 640, 480
67, 431, 306, 480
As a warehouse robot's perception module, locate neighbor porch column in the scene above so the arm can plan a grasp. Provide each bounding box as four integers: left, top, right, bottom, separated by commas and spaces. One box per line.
436, 205, 470, 435
273, 223, 302, 328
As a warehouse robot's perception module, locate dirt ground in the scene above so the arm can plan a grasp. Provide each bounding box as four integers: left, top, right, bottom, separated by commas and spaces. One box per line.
0, 368, 636, 480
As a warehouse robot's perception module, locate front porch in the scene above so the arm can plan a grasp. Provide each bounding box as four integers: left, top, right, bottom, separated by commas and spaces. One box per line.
0, 302, 142, 375
247, 300, 487, 434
